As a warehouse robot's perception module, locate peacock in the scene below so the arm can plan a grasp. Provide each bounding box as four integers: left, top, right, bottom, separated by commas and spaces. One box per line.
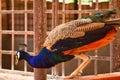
15, 9, 120, 79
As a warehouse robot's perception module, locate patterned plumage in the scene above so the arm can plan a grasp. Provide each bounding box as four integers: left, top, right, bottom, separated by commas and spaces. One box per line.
51, 25, 115, 53
15, 10, 119, 79
43, 19, 105, 50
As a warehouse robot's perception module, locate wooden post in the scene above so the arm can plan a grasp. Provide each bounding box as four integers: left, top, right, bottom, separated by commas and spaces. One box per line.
51, 0, 59, 76
109, 0, 120, 72
34, 0, 47, 80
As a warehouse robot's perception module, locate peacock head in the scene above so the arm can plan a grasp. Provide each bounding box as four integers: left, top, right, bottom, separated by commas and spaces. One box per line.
95, 9, 116, 20
15, 43, 27, 65
82, 9, 116, 22
15, 50, 25, 64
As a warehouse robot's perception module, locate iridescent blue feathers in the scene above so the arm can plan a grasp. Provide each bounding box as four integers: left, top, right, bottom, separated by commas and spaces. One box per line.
17, 48, 74, 68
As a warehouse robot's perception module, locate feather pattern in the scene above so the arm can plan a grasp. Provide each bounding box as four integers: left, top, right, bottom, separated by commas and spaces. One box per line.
43, 19, 92, 49
51, 25, 115, 52
43, 19, 104, 50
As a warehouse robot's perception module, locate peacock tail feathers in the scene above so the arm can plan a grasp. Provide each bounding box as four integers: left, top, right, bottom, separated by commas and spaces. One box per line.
51, 25, 115, 52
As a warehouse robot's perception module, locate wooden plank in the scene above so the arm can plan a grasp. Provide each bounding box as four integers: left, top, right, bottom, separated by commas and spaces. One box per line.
0, 10, 33, 14
46, 9, 109, 14
64, 72, 120, 80
1, 31, 34, 35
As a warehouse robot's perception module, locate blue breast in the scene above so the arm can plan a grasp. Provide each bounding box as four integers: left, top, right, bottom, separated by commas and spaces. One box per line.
27, 48, 74, 68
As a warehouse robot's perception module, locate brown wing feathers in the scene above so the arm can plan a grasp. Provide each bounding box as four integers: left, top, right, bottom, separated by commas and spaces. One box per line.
43, 19, 105, 50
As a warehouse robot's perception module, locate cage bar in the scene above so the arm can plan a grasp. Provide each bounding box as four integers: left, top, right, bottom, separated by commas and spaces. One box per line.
24, 0, 28, 72
96, 0, 99, 10
0, 0, 2, 69
61, 0, 65, 77
78, 0, 82, 18
11, 0, 15, 70
94, 50, 98, 75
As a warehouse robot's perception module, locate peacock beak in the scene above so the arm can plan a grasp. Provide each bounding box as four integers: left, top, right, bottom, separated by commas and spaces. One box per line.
15, 55, 18, 65
15, 52, 20, 65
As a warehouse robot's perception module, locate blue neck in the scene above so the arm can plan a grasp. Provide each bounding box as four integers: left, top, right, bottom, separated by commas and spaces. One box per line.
25, 47, 56, 68
21, 51, 31, 61
22, 47, 74, 68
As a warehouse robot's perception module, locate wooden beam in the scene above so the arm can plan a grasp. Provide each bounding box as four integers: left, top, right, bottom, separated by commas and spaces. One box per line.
51, 0, 59, 76
109, 0, 120, 72
46, 9, 110, 14
64, 72, 120, 80
34, 0, 47, 80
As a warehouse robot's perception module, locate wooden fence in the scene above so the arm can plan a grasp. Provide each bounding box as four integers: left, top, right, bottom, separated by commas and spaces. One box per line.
0, 0, 115, 76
